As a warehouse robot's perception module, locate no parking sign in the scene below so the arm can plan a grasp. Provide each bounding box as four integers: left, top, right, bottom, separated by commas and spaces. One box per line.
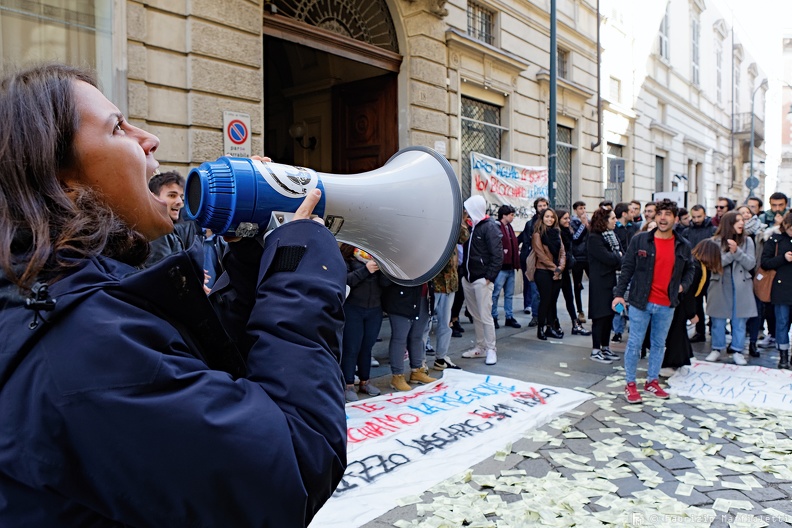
223, 111, 251, 157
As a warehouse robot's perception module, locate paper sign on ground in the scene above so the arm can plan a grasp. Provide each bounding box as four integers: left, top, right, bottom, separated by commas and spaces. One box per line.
310, 370, 591, 528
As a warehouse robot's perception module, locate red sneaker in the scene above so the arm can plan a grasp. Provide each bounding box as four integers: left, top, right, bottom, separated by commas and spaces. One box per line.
644, 379, 670, 399
624, 382, 642, 404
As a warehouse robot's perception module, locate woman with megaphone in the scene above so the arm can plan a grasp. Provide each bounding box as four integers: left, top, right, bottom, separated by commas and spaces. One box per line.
0, 64, 346, 527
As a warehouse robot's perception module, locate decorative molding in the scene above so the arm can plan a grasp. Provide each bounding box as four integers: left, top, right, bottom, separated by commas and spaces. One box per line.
683, 135, 708, 154
446, 28, 531, 74
713, 19, 728, 40
535, 69, 596, 102
402, 0, 448, 18
649, 120, 678, 139
748, 62, 758, 77
733, 43, 744, 62
690, 0, 706, 14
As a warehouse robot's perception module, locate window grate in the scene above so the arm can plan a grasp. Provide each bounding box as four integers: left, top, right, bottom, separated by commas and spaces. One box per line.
467, 2, 495, 46
555, 125, 574, 210
606, 143, 624, 203
461, 97, 502, 200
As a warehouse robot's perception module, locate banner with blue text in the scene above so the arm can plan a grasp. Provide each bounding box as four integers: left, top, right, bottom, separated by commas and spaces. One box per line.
470, 152, 548, 221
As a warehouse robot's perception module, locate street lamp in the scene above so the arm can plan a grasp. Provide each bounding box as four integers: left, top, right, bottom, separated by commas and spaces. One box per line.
748, 79, 768, 197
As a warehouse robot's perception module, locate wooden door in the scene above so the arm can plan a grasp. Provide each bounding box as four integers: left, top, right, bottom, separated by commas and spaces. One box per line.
332, 74, 398, 174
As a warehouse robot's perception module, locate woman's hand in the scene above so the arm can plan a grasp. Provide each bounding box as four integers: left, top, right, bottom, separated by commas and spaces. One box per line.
785, 251, 792, 263
727, 239, 737, 253
689, 315, 699, 325
365, 260, 379, 273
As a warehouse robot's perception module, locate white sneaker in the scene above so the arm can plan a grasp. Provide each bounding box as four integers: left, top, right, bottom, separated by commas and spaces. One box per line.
485, 349, 497, 365
461, 348, 486, 358
659, 367, 676, 378
705, 350, 723, 362
371, 357, 380, 367
757, 335, 776, 348
732, 352, 748, 366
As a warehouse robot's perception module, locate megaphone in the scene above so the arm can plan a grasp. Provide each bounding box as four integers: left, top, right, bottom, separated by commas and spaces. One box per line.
184, 146, 462, 286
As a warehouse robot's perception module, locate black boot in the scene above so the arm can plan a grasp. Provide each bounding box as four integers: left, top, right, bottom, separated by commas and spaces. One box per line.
779, 350, 790, 370
749, 342, 760, 358
493, 317, 500, 329
572, 323, 592, 336
451, 320, 465, 334
537, 326, 547, 340
546, 325, 564, 339
553, 319, 564, 338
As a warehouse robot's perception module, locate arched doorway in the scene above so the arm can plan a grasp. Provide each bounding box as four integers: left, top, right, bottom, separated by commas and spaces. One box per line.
263, 0, 402, 173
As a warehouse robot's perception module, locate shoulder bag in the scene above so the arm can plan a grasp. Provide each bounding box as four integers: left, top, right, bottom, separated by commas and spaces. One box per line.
753, 241, 777, 303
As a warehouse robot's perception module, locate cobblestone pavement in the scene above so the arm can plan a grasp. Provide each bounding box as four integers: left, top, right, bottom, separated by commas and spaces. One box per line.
349, 290, 792, 527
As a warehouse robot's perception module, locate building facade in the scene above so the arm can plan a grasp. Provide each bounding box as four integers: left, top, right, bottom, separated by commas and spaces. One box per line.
0, 0, 770, 214
780, 32, 792, 193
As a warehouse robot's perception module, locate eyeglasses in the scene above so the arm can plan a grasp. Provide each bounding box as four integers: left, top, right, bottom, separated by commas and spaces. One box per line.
716, 205, 726, 210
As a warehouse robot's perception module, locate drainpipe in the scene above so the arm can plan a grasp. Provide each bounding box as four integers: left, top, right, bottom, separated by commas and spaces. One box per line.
590, 0, 602, 151
549, 0, 557, 207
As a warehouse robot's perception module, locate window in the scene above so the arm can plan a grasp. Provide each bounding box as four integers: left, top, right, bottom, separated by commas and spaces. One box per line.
555, 125, 575, 210
461, 96, 504, 200
655, 156, 665, 193
467, 2, 495, 46
0, 1, 114, 96
734, 62, 741, 116
557, 48, 569, 79
715, 41, 723, 104
606, 143, 625, 203
658, 3, 670, 60
691, 16, 700, 85
609, 77, 621, 103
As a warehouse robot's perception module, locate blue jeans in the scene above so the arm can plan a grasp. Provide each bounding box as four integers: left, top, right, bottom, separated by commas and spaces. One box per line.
711, 317, 748, 351
341, 304, 383, 384
388, 298, 430, 375
612, 313, 625, 334
433, 292, 455, 359
775, 305, 792, 351
492, 270, 515, 319
624, 303, 675, 383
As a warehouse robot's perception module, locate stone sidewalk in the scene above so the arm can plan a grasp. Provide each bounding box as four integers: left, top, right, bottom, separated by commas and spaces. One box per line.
348, 287, 791, 527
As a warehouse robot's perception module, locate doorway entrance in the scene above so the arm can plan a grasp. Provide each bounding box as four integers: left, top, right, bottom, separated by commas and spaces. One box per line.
263, 10, 402, 174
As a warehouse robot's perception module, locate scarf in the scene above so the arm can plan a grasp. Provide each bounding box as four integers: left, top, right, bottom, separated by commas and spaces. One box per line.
541, 227, 562, 264
602, 230, 621, 254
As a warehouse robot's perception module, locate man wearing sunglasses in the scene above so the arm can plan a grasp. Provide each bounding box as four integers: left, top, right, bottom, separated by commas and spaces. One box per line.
711, 196, 735, 227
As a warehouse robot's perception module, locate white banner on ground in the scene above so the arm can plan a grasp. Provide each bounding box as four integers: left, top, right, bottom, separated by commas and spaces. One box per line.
310, 370, 591, 528
470, 152, 548, 222
668, 361, 792, 410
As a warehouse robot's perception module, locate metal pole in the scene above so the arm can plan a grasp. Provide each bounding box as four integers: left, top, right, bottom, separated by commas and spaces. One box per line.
548, 0, 557, 207
749, 91, 755, 198
590, 0, 601, 151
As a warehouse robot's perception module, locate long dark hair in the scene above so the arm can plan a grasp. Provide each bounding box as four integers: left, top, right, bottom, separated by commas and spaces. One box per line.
691, 239, 723, 275
590, 208, 612, 234
0, 64, 149, 292
713, 211, 745, 252
533, 208, 558, 237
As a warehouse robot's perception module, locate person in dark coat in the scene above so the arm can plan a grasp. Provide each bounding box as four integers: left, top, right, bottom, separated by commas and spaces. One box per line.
760, 212, 792, 369
681, 204, 716, 341
518, 197, 549, 322
586, 208, 623, 364
661, 239, 721, 373
0, 64, 347, 527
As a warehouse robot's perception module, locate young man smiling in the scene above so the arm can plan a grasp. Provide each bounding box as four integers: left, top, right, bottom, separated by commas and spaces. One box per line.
612, 199, 695, 403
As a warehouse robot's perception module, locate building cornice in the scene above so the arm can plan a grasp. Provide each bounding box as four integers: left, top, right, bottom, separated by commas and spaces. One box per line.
446, 28, 531, 75
649, 120, 678, 139
535, 68, 597, 103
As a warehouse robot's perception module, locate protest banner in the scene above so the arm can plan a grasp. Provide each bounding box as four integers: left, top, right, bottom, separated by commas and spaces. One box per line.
470, 152, 548, 221
310, 370, 591, 528
668, 361, 792, 411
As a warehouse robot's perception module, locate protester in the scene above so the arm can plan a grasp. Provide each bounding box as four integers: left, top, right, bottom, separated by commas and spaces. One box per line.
629, 200, 643, 225
611, 202, 636, 343
491, 205, 522, 329
586, 208, 622, 364
143, 171, 187, 267
705, 211, 757, 366
532, 209, 565, 340
747, 196, 763, 217
558, 210, 592, 336
660, 239, 722, 377
674, 207, 689, 237
340, 244, 386, 402
681, 204, 716, 342
613, 199, 695, 404
760, 211, 792, 370
738, 205, 765, 357
460, 195, 503, 365
0, 64, 346, 526
570, 201, 590, 322
518, 197, 548, 325
760, 192, 789, 228
711, 196, 735, 227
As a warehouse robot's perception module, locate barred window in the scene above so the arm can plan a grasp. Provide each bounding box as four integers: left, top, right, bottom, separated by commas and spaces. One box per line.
605, 143, 625, 203
557, 48, 569, 79
461, 97, 504, 200
555, 125, 575, 211
467, 2, 495, 46
658, 3, 670, 60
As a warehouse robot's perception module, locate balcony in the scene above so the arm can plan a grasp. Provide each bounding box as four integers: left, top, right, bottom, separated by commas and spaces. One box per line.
733, 112, 765, 147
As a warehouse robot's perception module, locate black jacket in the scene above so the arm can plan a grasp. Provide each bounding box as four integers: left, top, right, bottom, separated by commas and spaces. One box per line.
381, 283, 423, 319
518, 217, 538, 268
462, 218, 503, 283
345, 259, 388, 309
614, 222, 637, 253
681, 218, 716, 250
587, 232, 622, 319
569, 217, 589, 263
761, 231, 792, 304
614, 230, 695, 311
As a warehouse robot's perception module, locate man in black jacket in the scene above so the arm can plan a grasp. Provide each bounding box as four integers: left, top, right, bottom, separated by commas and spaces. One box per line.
613, 199, 695, 404
681, 204, 715, 341
570, 201, 590, 322
460, 195, 503, 365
